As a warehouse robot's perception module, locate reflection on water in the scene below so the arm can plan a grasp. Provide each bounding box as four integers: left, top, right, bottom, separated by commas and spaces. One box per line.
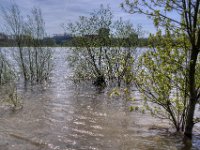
0, 48, 199, 150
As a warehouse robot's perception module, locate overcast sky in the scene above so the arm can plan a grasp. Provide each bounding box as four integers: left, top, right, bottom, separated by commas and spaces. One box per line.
0, 0, 156, 36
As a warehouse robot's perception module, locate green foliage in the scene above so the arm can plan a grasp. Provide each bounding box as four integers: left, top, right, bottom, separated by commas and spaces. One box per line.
133, 30, 191, 130
122, 1, 200, 137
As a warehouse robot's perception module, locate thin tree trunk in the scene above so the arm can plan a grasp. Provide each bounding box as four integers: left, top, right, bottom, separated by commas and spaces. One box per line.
18, 44, 27, 81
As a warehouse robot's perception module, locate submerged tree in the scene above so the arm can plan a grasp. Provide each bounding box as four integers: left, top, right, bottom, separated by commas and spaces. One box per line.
24, 8, 53, 83
134, 30, 190, 132
67, 5, 112, 86
122, 0, 200, 139
66, 5, 139, 87
2, 4, 53, 84
2, 3, 28, 81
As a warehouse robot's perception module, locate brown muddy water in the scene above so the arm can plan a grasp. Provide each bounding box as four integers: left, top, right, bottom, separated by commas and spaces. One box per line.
0, 48, 200, 150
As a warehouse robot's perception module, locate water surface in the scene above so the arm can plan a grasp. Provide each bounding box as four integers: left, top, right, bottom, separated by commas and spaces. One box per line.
0, 48, 199, 150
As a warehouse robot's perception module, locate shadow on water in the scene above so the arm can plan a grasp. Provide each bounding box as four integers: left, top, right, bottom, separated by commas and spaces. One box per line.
0, 47, 199, 150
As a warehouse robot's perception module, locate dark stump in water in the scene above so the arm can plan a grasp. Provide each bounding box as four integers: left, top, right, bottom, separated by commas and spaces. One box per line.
93, 75, 106, 87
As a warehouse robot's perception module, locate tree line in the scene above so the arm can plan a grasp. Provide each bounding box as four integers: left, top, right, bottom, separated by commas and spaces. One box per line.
0, 32, 149, 47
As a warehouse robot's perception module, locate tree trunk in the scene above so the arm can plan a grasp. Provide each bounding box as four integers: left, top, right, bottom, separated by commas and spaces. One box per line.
18, 45, 27, 81
184, 98, 196, 138
184, 47, 199, 139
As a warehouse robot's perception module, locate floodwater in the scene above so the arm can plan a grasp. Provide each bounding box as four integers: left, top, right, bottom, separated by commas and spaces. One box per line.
0, 48, 200, 150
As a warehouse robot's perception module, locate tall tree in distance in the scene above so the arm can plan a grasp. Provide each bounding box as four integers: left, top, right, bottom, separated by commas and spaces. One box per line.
122, 0, 200, 139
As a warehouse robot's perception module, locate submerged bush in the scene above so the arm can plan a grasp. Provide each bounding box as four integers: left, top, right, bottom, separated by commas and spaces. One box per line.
0, 49, 15, 85
0, 48, 21, 109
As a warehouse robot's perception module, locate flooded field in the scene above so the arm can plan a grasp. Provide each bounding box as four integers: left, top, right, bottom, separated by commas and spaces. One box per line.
0, 48, 199, 150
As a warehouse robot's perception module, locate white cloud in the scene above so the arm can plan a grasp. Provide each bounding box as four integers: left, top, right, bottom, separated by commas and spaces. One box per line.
0, 0, 155, 36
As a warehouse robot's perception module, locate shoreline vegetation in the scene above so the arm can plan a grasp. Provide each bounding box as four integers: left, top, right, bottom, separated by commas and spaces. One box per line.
0, 33, 149, 47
